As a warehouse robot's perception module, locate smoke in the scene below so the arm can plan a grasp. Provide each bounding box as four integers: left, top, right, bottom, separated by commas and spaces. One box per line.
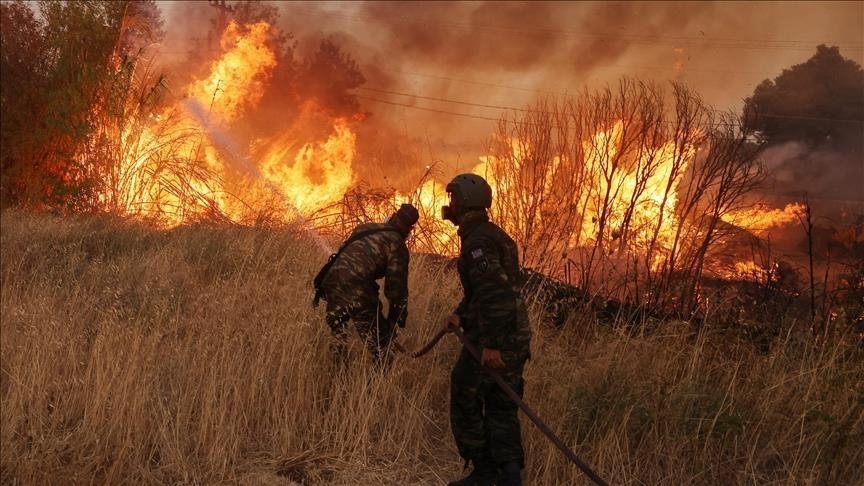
278, 2, 861, 169
157, 1, 863, 194
726, 140, 864, 270
362, 2, 714, 72
760, 141, 864, 205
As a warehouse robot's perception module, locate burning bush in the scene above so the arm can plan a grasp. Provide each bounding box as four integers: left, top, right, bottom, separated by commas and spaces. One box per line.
475, 80, 765, 315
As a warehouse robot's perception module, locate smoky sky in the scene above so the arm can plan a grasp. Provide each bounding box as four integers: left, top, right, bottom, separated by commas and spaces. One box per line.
158, 1, 863, 201
160, 2, 863, 132
275, 2, 863, 91
275, 2, 861, 150
353, 2, 715, 72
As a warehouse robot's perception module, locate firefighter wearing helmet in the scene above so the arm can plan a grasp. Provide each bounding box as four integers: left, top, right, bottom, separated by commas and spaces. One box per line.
441, 173, 532, 486
315, 203, 419, 370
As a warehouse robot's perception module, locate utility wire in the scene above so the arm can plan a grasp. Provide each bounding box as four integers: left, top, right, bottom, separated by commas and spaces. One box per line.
362, 62, 812, 102
359, 86, 864, 125
750, 113, 864, 124
357, 94, 502, 122
358, 93, 745, 130
358, 86, 540, 113
363, 65, 572, 96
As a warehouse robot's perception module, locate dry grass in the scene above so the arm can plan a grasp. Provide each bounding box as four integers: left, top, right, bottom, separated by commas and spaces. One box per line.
1, 210, 861, 485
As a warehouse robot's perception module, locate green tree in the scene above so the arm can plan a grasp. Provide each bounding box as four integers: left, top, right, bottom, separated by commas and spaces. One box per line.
0, 1, 164, 210
743, 45, 864, 153
0, 1, 50, 207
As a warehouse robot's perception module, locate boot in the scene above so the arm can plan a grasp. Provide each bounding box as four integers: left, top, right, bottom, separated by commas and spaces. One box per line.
447, 458, 497, 486
497, 461, 523, 486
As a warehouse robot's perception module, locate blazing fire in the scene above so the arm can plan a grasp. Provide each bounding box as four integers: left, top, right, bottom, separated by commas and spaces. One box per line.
722, 203, 805, 234
187, 21, 276, 124
105, 20, 804, 282
113, 20, 357, 227
470, 123, 697, 272
258, 118, 357, 215
580, 122, 693, 251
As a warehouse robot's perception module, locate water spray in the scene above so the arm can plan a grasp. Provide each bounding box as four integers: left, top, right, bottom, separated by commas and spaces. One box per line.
182, 98, 334, 254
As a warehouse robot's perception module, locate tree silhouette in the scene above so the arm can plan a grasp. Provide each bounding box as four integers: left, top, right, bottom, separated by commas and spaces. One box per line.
743, 45, 864, 153
298, 39, 366, 118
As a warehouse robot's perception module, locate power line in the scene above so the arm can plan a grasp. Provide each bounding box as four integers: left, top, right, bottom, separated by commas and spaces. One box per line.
363, 65, 572, 96
357, 94, 502, 122
358, 86, 539, 113
144, 44, 864, 126
358, 92, 744, 130
360, 64, 800, 104
359, 86, 864, 125
754, 113, 864, 124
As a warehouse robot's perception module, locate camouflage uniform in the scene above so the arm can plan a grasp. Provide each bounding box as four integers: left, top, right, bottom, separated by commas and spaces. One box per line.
320, 222, 410, 368
450, 210, 532, 472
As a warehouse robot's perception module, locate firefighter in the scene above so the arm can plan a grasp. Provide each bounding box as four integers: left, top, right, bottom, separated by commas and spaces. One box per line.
317, 203, 419, 369
441, 174, 532, 486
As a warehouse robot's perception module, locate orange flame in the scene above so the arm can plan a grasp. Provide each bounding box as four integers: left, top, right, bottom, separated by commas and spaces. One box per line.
259, 119, 356, 214
106, 20, 806, 276
112, 21, 358, 227
722, 203, 805, 234
188, 21, 277, 123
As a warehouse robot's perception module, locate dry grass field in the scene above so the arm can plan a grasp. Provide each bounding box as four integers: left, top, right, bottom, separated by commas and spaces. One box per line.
1, 210, 862, 485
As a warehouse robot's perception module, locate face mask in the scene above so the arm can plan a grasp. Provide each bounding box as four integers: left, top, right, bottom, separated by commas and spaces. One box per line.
441, 205, 457, 224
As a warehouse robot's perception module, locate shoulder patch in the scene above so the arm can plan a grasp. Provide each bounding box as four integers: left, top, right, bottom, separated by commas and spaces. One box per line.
471, 248, 484, 259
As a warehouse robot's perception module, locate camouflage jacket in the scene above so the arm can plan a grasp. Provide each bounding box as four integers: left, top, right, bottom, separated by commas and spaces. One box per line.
454, 211, 531, 352
321, 222, 410, 311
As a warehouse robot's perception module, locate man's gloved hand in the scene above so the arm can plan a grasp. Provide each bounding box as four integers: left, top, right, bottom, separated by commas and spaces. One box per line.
481, 348, 506, 369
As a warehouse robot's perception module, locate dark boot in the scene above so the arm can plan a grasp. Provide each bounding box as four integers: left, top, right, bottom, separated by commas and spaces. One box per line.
497, 461, 523, 486
448, 458, 497, 486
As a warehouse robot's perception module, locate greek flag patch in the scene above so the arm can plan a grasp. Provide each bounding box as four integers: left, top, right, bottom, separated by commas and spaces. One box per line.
471, 248, 484, 259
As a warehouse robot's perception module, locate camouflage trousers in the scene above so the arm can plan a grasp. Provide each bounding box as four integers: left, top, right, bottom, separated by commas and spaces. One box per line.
450, 346, 529, 468
325, 301, 394, 370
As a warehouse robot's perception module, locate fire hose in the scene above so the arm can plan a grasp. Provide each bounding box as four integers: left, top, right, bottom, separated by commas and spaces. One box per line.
397, 328, 609, 486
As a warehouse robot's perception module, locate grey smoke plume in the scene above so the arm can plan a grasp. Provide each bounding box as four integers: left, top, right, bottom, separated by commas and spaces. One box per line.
761, 142, 864, 205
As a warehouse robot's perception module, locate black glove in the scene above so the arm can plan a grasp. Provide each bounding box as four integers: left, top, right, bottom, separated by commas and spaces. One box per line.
389, 302, 408, 328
